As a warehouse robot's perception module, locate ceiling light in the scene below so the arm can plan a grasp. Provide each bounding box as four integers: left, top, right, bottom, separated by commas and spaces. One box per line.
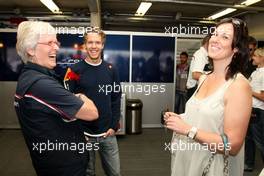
241, 0, 261, 6
40, 0, 62, 14
135, 2, 152, 16
199, 20, 216, 24
208, 8, 237, 20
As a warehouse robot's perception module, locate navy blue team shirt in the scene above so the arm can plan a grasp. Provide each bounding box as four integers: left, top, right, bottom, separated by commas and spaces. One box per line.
68, 60, 122, 134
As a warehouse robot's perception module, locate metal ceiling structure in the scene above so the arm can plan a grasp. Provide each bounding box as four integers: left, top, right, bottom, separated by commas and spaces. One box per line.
0, 0, 264, 32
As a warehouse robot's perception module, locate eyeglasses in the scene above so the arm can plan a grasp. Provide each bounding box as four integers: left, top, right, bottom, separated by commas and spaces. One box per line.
37, 41, 61, 47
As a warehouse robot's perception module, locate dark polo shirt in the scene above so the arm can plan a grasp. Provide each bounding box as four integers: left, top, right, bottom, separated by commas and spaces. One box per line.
14, 62, 88, 176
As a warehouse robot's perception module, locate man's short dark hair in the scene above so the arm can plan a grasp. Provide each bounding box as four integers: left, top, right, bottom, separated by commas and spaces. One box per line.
180, 51, 188, 58
248, 36, 257, 46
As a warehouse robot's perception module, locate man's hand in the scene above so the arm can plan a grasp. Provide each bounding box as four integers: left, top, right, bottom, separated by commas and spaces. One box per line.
104, 128, 115, 138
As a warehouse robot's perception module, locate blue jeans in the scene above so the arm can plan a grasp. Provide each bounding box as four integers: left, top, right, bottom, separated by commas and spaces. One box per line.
86, 135, 121, 176
174, 90, 187, 114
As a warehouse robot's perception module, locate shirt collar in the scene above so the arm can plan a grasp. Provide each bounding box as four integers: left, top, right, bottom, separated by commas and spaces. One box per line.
23, 62, 60, 79
84, 58, 102, 66
256, 67, 264, 72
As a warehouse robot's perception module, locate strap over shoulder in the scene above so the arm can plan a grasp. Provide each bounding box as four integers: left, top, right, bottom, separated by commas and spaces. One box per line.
196, 74, 207, 90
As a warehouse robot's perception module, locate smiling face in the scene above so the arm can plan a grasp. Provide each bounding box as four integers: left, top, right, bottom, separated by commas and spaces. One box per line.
252, 49, 264, 67
208, 23, 237, 62
252, 54, 263, 66
28, 34, 59, 69
84, 33, 104, 63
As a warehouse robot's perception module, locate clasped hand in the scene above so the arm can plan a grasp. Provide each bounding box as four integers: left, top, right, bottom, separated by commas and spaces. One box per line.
163, 112, 191, 136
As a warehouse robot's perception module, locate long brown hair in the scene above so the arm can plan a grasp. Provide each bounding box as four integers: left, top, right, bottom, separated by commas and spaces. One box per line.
209, 18, 249, 80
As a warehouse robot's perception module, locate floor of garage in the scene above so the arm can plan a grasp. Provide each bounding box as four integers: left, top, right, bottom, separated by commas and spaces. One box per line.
0, 129, 262, 176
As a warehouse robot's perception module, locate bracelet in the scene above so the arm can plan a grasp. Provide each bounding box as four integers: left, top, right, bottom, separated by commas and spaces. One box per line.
221, 133, 229, 156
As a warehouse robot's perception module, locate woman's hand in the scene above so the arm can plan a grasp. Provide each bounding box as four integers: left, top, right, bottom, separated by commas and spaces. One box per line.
164, 112, 191, 136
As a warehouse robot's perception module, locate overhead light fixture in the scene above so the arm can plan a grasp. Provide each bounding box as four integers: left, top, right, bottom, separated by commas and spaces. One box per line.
208, 8, 237, 20
206, 0, 260, 20
241, 0, 261, 6
40, 0, 62, 14
199, 20, 216, 24
135, 2, 152, 16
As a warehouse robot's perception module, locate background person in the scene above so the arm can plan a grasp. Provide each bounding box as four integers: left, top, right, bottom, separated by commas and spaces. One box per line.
64, 29, 122, 176
244, 36, 257, 78
174, 51, 189, 114
164, 18, 251, 176
186, 35, 211, 100
244, 36, 258, 172
248, 48, 264, 169
14, 21, 98, 176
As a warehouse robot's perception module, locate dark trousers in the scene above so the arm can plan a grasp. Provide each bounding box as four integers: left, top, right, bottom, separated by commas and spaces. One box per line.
251, 108, 264, 162
245, 121, 256, 167
174, 90, 187, 114
245, 108, 264, 167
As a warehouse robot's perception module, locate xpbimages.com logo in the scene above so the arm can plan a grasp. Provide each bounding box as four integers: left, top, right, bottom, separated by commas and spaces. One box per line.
164, 141, 231, 154
98, 83, 166, 95
164, 24, 216, 36
32, 140, 99, 154
39, 26, 100, 37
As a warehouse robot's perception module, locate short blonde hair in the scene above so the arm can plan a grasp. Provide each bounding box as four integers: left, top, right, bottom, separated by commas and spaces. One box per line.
254, 48, 264, 57
83, 27, 106, 44
16, 21, 56, 63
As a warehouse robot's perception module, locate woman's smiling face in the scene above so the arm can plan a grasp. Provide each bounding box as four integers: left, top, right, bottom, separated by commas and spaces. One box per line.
208, 23, 237, 61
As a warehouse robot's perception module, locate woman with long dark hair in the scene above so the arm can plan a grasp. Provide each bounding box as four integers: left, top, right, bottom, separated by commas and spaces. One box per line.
164, 18, 252, 176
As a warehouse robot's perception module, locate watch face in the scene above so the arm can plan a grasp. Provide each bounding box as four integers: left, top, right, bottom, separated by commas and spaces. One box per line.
191, 132, 195, 138
188, 127, 197, 139
188, 131, 194, 138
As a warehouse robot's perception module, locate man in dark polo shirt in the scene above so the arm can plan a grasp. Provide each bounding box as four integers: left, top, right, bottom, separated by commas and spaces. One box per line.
14, 21, 98, 176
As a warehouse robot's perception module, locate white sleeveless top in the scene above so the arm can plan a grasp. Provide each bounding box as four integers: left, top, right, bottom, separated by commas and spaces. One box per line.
171, 74, 244, 176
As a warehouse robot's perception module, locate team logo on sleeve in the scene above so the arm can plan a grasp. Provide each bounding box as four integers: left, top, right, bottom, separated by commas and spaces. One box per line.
64, 68, 80, 90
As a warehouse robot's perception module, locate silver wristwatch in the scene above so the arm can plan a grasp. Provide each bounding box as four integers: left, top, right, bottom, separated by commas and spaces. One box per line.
187, 127, 198, 139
